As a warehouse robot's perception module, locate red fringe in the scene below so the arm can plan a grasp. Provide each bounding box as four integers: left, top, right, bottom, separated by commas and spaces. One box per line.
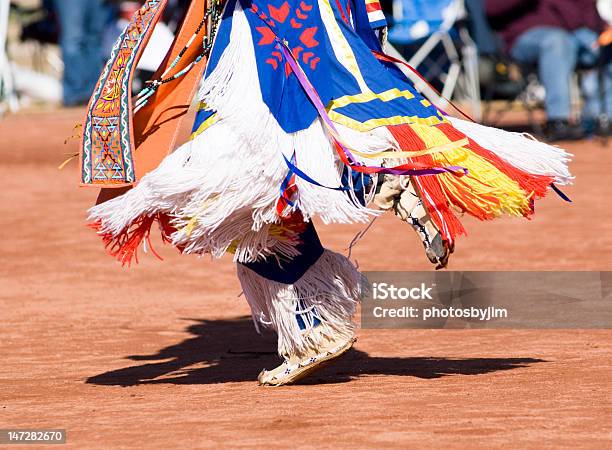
437, 123, 554, 202
387, 124, 466, 244
89, 213, 177, 266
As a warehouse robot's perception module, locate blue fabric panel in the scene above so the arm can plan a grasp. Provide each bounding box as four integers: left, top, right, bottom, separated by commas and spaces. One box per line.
332, 94, 442, 123
241, 220, 324, 284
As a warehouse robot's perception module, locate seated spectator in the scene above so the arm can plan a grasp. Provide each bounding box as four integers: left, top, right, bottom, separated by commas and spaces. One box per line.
486, 0, 610, 141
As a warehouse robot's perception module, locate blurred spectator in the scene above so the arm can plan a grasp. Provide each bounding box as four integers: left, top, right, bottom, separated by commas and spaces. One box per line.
486, 0, 609, 141
466, 0, 527, 102
52, 0, 112, 106
164, 0, 190, 31
19, 0, 59, 45
465, 0, 498, 56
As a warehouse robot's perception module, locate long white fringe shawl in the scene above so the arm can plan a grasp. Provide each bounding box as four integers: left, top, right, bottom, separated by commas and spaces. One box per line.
88, 2, 393, 263
447, 116, 573, 185
237, 249, 362, 357
88, 124, 295, 262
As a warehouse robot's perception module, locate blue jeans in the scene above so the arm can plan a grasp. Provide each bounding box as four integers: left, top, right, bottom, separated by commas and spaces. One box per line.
511, 26, 612, 121
53, 0, 110, 105
465, 0, 499, 55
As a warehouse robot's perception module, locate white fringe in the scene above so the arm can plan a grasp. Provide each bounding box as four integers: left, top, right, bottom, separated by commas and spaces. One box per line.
88, 124, 292, 262
447, 116, 573, 185
88, 3, 389, 263
237, 249, 362, 358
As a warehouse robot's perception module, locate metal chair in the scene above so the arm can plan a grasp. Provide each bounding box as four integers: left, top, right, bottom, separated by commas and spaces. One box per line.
387, 0, 481, 120
0, 0, 19, 115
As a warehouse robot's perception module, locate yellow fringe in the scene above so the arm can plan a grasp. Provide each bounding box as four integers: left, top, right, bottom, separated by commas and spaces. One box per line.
177, 193, 221, 237
223, 223, 298, 255
409, 123, 531, 219
58, 152, 79, 170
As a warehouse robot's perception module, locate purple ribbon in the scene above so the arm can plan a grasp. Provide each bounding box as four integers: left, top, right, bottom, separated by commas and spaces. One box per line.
276, 40, 468, 177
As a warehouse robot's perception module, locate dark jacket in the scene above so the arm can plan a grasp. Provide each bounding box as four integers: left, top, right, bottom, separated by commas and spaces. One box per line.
485, 0, 605, 50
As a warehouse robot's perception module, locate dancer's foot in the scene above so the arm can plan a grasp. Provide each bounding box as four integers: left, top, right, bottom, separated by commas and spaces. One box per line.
374, 175, 453, 269
425, 233, 453, 270
545, 119, 584, 143
258, 335, 356, 387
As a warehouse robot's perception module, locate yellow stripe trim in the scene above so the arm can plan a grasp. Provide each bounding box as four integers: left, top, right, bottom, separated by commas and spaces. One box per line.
328, 109, 446, 131
319, 0, 368, 89
190, 113, 219, 140
329, 88, 415, 109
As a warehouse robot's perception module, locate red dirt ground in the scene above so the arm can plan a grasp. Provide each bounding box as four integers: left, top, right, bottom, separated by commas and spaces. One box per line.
1, 108, 611, 448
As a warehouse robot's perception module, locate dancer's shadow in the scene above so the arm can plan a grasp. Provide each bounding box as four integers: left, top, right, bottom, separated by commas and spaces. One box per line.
87, 317, 545, 386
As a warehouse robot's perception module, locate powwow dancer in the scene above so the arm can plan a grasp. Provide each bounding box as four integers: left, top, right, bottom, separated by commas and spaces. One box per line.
79, 0, 572, 386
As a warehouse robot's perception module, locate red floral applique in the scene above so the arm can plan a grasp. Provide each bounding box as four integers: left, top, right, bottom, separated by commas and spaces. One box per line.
252, 1, 321, 76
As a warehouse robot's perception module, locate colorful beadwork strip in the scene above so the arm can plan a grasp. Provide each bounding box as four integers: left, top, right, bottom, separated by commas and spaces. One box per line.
81, 0, 167, 186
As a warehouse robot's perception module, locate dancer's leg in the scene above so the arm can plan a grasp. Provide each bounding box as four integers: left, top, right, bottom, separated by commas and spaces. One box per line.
237, 221, 361, 386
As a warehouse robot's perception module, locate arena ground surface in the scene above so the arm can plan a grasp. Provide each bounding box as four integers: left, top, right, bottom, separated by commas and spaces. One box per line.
1, 108, 611, 448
